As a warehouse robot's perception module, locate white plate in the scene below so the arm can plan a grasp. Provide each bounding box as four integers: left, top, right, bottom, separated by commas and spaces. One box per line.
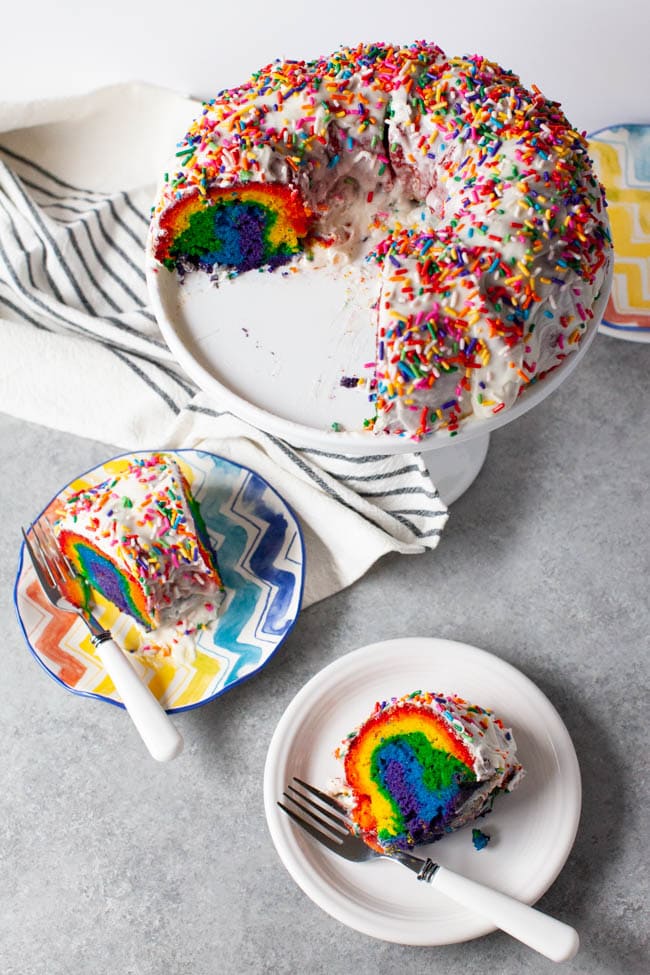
263, 637, 581, 946
146, 261, 611, 454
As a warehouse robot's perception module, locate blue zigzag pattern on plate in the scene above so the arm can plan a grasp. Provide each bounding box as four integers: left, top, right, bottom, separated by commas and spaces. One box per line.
194, 453, 302, 685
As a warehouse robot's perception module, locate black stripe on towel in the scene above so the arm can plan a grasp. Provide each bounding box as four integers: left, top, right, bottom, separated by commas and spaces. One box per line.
0, 143, 106, 197
0, 213, 167, 362
388, 508, 448, 519
302, 447, 395, 463
180, 407, 438, 541
111, 348, 181, 415
333, 463, 423, 482
90, 205, 146, 283
0, 221, 95, 338
4, 169, 97, 316
75, 217, 149, 309
17, 174, 104, 210
105, 196, 147, 251
358, 485, 440, 500
122, 192, 150, 226
391, 517, 443, 539
0, 291, 52, 331
1, 158, 149, 289
7, 168, 151, 305
0, 191, 67, 305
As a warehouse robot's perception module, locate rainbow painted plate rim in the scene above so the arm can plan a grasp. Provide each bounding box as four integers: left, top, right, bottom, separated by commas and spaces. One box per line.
264, 636, 581, 946
588, 122, 650, 344
14, 449, 305, 714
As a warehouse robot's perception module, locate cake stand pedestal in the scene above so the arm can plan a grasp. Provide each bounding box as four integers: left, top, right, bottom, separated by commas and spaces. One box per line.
421, 433, 490, 505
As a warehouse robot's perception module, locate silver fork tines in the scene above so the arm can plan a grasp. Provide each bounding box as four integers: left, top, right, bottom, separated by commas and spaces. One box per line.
281, 779, 351, 847
22, 519, 106, 638
24, 520, 74, 602
279, 777, 383, 864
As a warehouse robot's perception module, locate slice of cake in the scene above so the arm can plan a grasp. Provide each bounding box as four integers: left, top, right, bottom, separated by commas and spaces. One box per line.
334, 690, 523, 851
54, 453, 224, 661
154, 184, 312, 274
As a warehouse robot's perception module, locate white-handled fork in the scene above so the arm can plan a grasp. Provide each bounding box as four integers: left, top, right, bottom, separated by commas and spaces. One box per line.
22, 519, 183, 762
279, 777, 579, 963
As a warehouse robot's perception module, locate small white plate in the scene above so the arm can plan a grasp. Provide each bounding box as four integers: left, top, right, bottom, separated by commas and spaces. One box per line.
263, 637, 581, 946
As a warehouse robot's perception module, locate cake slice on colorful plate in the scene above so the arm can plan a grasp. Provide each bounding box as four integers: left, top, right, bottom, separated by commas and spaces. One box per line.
334, 690, 524, 851
54, 453, 224, 662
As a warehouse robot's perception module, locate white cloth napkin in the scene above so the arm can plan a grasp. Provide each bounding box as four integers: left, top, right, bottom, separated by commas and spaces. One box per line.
0, 83, 448, 606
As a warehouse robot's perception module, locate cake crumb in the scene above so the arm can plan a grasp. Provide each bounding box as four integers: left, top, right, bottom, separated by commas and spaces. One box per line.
472, 828, 491, 851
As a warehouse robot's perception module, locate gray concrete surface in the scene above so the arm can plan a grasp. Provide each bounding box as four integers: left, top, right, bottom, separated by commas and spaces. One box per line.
1, 331, 648, 974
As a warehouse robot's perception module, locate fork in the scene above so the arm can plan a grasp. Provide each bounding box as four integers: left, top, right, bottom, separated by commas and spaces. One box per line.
22, 519, 183, 762
279, 778, 580, 962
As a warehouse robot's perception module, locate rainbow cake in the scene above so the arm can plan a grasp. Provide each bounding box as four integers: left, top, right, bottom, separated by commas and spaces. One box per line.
149, 41, 612, 440
335, 691, 523, 851
54, 453, 224, 661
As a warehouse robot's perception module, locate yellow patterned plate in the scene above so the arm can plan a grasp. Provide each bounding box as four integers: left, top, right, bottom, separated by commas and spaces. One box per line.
589, 123, 650, 342
14, 449, 305, 712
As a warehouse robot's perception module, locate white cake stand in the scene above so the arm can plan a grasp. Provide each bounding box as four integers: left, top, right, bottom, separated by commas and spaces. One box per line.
147, 262, 612, 505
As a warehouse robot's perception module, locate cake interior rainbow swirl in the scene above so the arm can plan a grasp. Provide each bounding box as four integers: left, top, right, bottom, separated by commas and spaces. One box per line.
335, 691, 524, 851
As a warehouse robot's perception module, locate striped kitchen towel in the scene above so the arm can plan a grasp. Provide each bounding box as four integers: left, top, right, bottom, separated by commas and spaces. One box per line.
0, 83, 448, 606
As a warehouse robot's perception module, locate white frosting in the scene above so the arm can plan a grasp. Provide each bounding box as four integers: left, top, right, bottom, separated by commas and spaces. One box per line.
429, 693, 525, 831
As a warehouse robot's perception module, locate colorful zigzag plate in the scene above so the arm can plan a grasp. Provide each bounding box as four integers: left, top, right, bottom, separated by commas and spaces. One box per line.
14, 449, 305, 713
589, 123, 650, 343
